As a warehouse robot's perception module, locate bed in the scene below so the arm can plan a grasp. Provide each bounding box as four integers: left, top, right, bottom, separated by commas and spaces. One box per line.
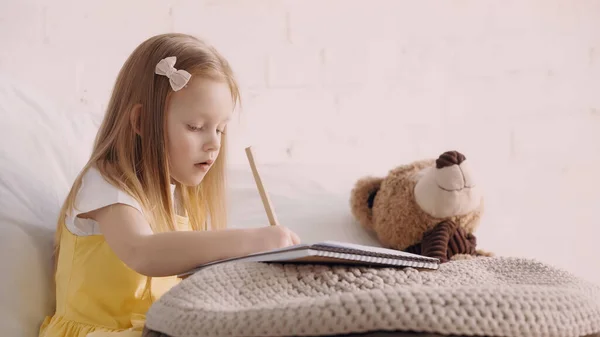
1, 75, 599, 337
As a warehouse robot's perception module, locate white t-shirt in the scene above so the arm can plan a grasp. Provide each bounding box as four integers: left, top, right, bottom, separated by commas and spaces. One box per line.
66, 167, 177, 236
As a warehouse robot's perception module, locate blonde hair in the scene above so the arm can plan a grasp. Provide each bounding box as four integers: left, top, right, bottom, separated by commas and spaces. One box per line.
54, 33, 240, 262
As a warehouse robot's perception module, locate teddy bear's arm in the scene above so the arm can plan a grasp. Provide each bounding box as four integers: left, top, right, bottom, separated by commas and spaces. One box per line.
448, 227, 477, 256
420, 220, 457, 263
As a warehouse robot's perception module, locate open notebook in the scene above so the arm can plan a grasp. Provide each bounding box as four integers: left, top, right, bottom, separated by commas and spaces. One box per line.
179, 241, 440, 277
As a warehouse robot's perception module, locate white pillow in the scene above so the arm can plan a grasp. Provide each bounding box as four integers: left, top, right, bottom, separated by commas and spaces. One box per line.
0, 74, 99, 337
226, 162, 382, 246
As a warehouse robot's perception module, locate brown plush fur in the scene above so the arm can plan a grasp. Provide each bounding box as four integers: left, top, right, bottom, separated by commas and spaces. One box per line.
350, 154, 487, 259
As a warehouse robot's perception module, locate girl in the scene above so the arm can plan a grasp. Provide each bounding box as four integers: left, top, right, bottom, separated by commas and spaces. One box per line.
39, 33, 301, 337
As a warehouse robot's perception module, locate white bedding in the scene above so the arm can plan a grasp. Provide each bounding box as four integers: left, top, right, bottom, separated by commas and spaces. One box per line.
0, 75, 96, 337
226, 162, 382, 245
0, 74, 381, 337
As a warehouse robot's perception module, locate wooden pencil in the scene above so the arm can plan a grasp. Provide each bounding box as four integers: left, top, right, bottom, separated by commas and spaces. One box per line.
245, 146, 280, 227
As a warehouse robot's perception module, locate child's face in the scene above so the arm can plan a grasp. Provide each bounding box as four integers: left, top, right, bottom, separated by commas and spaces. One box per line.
165, 77, 233, 186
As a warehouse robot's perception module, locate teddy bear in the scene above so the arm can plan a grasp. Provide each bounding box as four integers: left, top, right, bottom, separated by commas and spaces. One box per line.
350, 150, 492, 263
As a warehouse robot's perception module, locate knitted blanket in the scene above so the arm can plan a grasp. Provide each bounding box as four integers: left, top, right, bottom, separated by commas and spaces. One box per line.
145, 257, 600, 337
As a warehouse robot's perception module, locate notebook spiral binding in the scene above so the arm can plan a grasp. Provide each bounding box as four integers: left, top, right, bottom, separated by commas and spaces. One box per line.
311, 244, 440, 264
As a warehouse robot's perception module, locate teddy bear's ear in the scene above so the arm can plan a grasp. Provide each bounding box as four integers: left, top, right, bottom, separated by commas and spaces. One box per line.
350, 176, 383, 230
367, 190, 377, 209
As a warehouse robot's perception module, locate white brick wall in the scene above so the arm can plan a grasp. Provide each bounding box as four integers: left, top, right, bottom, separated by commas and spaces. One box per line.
1, 0, 599, 284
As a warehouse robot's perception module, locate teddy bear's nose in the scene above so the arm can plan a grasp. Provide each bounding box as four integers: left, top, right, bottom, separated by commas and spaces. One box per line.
436, 151, 466, 168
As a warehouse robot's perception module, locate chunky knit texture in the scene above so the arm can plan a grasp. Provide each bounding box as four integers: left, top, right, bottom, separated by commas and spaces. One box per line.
145, 257, 600, 337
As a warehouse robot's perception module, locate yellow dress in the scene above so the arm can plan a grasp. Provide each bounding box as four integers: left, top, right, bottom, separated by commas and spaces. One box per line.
38, 215, 189, 337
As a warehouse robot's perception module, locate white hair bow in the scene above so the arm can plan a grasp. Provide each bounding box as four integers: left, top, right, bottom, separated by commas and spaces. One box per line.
155, 56, 191, 91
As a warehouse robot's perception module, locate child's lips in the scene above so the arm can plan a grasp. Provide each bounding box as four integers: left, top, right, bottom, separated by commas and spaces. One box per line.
194, 160, 213, 171
195, 159, 213, 165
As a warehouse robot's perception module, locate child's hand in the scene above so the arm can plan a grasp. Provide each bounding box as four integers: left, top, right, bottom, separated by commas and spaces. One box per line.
250, 225, 301, 252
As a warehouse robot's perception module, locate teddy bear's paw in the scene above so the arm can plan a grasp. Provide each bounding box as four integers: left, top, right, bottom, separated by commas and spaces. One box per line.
450, 254, 474, 261
475, 249, 494, 257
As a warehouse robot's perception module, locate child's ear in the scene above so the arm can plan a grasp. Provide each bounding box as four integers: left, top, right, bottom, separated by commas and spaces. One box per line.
129, 104, 142, 136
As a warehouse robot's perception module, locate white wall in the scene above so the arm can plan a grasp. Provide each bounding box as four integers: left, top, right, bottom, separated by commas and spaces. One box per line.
1, 0, 599, 284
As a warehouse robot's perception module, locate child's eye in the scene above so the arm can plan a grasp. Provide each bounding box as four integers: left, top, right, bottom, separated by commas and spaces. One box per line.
217, 129, 225, 135
187, 124, 202, 131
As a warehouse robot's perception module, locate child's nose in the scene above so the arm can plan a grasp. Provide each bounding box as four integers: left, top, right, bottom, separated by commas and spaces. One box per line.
203, 139, 220, 152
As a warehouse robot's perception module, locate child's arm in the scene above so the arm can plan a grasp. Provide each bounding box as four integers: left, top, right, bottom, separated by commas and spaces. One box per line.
87, 203, 300, 277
